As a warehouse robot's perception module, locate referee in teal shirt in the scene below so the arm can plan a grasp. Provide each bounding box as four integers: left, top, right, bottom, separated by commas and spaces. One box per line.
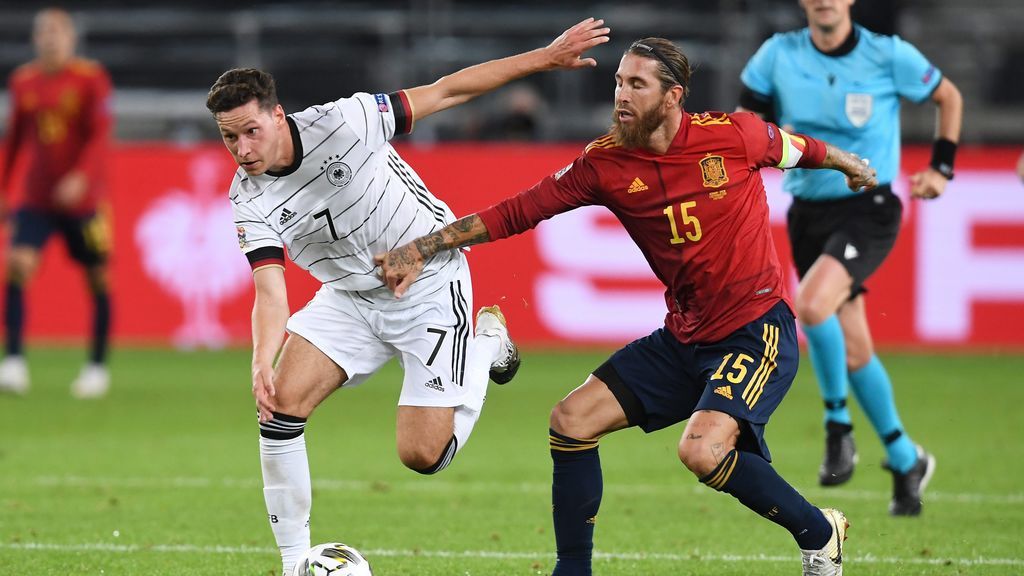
738, 0, 962, 517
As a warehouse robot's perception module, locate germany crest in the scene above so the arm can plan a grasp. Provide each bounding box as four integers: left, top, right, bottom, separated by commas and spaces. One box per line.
699, 155, 729, 188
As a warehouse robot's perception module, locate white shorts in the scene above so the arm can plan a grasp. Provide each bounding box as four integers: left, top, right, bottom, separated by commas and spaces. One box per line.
286, 265, 480, 410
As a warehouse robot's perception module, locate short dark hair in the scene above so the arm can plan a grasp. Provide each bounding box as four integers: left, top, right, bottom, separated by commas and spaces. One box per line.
626, 38, 692, 106
206, 68, 279, 114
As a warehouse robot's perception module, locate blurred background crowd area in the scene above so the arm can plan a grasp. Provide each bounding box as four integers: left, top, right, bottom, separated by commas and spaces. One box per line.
0, 0, 1020, 146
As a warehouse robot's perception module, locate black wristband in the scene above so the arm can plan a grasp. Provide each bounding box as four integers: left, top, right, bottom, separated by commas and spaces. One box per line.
930, 138, 957, 180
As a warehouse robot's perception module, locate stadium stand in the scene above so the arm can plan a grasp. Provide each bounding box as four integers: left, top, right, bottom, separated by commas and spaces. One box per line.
0, 0, 1020, 143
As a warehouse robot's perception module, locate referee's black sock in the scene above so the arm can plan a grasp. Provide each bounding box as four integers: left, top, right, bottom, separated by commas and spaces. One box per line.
701, 449, 832, 550
90, 291, 111, 364
4, 282, 24, 356
550, 429, 600, 576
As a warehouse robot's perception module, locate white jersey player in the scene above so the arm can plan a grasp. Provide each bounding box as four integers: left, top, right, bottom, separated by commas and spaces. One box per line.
206, 18, 610, 576
229, 91, 464, 300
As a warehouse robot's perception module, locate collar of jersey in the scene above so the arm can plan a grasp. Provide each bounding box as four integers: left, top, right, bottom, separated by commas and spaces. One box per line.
811, 24, 860, 58
265, 116, 304, 178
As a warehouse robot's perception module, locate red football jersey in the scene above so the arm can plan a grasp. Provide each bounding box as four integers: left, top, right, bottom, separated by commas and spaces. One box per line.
479, 111, 825, 344
1, 57, 113, 215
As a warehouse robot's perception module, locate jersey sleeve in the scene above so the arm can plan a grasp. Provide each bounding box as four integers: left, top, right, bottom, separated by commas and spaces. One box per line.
71, 64, 114, 181
478, 153, 600, 240
732, 112, 826, 170
336, 91, 414, 150
740, 35, 779, 99
230, 178, 285, 271
1, 74, 25, 190
891, 36, 942, 103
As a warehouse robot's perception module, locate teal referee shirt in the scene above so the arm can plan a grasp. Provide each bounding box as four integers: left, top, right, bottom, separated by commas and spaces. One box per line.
740, 24, 942, 200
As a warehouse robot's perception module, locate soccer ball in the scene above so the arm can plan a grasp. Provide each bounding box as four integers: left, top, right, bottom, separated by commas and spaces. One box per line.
292, 542, 373, 576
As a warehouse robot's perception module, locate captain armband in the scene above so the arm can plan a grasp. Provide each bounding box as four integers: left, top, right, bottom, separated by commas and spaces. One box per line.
775, 129, 808, 169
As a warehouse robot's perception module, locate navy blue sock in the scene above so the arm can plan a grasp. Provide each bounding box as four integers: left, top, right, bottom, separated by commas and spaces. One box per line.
702, 449, 831, 550
4, 282, 24, 357
550, 429, 601, 576
90, 291, 111, 364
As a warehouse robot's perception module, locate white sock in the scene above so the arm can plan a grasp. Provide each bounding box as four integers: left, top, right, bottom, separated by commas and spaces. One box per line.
476, 332, 502, 367
260, 434, 312, 573
452, 334, 500, 454
453, 405, 480, 455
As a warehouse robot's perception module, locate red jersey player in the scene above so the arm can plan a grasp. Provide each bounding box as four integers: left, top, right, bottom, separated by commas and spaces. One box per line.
377, 38, 875, 576
0, 9, 113, 398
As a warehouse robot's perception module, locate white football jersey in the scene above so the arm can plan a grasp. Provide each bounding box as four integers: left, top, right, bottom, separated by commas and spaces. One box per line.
230, 92, 465, 305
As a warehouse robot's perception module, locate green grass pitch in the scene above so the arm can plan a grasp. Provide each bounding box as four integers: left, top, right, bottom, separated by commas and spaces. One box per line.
1, 346, 1022, 575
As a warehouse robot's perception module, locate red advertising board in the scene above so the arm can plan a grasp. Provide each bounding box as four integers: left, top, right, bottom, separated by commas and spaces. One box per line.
6, 143, 1024, 349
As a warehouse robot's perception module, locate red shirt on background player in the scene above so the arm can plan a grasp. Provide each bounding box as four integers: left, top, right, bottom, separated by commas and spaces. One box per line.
2, 20, 111, 216
0, 9, 113, 399
376, 37, 877, 576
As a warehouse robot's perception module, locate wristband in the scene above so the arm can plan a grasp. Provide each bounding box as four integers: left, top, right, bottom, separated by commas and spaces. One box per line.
930, 138, 957, 180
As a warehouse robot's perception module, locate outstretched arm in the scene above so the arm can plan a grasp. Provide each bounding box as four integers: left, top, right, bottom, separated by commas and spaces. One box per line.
375, 214, 490, 298
404, 17, 609, 121
757, 119, 878, 192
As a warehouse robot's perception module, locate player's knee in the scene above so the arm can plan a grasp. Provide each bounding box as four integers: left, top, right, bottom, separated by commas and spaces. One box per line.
677, 437, 731, 478
839, 338, 872, 368
398, 446, 436, 471
794, 294, 831, 326
268, 377, 315, 419
845, 347, 872, 372
6, 251, 37, 283
549, 400, 594, 439
400, 435, 457, 475
267, 394, 305, 420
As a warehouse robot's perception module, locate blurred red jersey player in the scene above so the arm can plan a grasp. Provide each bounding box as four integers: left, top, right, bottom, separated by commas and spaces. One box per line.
0, 8, 114, 398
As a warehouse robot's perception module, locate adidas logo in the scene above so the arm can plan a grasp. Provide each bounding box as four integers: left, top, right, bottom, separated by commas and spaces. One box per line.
627, 177, 649, 194
279, 208, 297, 225
844, 243, 859, 260
713, 385, 733, 400
424, 377, 444, 392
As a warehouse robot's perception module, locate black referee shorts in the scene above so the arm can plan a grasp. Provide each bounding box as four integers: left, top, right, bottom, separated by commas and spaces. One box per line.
786, 185, 901, 297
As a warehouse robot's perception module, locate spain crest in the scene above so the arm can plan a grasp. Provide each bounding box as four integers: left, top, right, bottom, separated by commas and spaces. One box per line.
699, 155, 729, 188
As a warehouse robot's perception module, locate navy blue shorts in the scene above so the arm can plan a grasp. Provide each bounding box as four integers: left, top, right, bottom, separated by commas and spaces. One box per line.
595, 300, 799, 461
11, 207, 111, 266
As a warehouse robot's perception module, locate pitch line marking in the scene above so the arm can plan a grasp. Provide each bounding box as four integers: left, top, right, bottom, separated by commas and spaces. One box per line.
21, 474, 1024, 506
1, 542, 1022, 567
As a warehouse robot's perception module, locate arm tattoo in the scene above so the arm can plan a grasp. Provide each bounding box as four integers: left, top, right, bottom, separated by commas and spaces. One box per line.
451, 215, 482, 235
710, 442, 726, 463
412, 214, 491, 261
821, 143, 861, 175
686, 433, 703, 440
444, 214, 491, 246
413, 232, 447, 261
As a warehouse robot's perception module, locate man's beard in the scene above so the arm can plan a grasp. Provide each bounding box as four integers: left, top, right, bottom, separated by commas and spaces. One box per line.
610, 103, 666, 150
